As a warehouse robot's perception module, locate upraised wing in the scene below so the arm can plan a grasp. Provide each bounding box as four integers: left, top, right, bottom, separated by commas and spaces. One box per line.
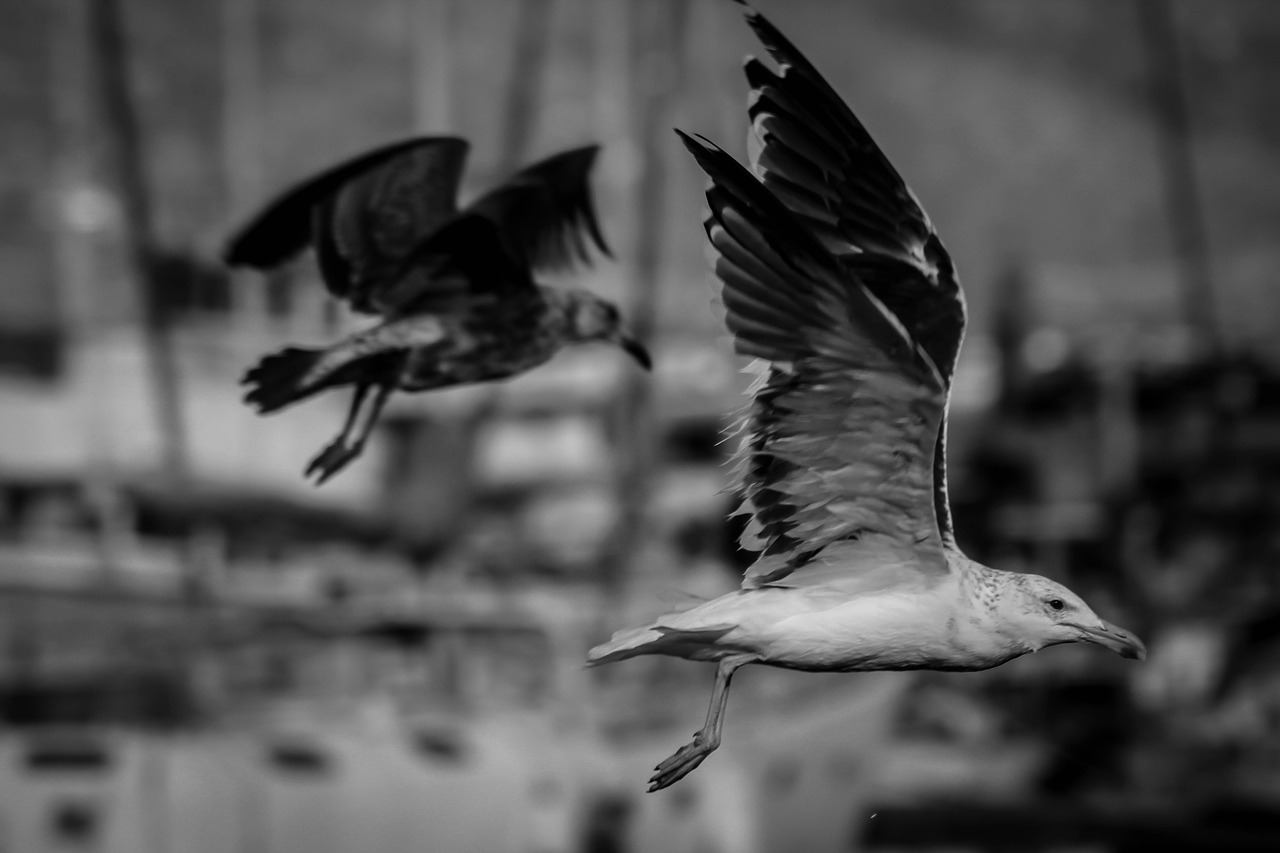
678, 130, 950, 589
738, 3, 968, 547
464, 145, 611, 272
372, 145, 614, 316
224, 136, 471, 314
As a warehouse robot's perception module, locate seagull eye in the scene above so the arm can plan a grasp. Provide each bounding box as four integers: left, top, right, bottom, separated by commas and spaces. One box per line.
1048, 598, 1065, 612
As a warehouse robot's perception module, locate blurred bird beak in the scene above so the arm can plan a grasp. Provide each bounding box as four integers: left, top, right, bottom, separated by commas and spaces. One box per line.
619, 336, 652, 371
1073, 620, 1147, 661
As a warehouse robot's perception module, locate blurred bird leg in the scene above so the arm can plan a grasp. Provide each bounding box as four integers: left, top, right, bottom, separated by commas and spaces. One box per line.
648, 654, 753, 792
305, 384, 391, 484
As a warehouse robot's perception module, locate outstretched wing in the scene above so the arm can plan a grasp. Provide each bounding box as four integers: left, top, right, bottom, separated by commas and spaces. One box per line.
223, 137, 471, 314
679, 131, 950, 589
463, 145, 611, 272
737, 3, 968, 548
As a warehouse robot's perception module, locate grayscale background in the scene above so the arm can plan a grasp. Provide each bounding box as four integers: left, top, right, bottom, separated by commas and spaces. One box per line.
1, 0, 1279, 850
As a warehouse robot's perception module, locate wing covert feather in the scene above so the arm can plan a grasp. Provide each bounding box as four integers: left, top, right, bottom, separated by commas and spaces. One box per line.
223, 137, 467, 271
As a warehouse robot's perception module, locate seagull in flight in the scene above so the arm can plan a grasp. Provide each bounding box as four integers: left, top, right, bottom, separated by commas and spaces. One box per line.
589, 3, 1145, 793
225, 139, 650, 484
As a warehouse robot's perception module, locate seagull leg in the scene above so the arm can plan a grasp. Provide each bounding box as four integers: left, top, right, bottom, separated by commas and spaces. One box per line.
304, 383, 391, 484
648, 654, 752, 792
304, 383, 369, 484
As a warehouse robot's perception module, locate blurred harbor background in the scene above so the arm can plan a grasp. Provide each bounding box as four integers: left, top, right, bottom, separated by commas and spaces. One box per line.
3, 0, 1280, 850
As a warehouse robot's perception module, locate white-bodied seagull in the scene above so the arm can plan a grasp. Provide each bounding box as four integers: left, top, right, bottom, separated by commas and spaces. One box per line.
589, 3, 1145, 793
225, 140, 649, 484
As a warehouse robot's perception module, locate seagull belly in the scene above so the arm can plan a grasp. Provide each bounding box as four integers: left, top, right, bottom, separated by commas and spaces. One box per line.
755, 592, 961, 673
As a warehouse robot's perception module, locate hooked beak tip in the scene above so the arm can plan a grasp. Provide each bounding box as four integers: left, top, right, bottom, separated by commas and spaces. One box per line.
1076, 620, 1146, 661
620, 337, 652, 371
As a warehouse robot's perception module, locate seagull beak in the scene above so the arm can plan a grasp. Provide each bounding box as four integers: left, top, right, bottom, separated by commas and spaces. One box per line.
1072, 620, 1147, 661
618, 335, 652, 371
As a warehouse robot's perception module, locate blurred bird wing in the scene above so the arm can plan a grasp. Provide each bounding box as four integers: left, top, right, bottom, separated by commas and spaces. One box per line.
223, 137, 471, 314
463, 145, 612, 273
223, 136, 466, 270
322, 138, 474, 313
739, 5, 968, 547
384, 213, 536, 315
679, 131, 951, 591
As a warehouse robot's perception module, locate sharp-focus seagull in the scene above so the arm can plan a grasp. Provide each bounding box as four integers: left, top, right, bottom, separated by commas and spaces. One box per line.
225, 139, 650, 484
589, 3, 1146, 793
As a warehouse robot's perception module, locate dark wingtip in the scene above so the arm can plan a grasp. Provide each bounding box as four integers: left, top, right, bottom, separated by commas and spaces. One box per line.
735, 0, 765, 25
574, 144, 612, 262
674, 128, 724, 168
547, 142, 611, 266
672, 127, 704, 150
575, 144, 610, 258
221, 228, 266, 269
222, 237, 254, 269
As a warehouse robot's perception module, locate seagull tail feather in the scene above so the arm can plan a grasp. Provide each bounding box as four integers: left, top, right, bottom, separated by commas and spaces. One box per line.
587, 626, 666, 666
241, 346, 329, 414
587, 623, 737, 666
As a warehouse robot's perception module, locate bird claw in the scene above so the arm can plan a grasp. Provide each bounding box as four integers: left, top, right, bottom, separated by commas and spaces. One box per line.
647, 732, 716, 792
304, 440, 361, 485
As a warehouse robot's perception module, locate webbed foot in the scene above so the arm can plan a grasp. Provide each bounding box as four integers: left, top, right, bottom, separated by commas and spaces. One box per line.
647, 731, 718, 792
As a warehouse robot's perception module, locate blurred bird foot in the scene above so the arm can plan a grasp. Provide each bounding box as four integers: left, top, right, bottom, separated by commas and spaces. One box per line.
648, 731, 718, 792
304, 439, 362, 485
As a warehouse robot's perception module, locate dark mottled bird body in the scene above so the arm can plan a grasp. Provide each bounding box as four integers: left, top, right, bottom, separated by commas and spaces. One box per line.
227, 139, 648, 482
244, 286, 617, 409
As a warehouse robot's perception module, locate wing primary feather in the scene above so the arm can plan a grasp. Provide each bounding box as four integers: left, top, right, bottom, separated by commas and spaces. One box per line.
678, 129, 934, 378
465, 144, 612, 273
735, 1, 969, 551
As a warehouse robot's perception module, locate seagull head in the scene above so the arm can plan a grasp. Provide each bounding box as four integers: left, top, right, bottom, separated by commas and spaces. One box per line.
563, 292, 651, 370
1007, 574, 1146, 661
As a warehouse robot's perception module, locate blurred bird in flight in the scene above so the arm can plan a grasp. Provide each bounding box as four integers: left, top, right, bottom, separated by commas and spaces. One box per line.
225, 140, 649, 484
590, 2, 1145, 793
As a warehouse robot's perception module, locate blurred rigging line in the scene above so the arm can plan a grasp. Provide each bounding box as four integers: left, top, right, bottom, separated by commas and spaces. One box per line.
414, 0, 554, 562
90, 0, 211, 793
46, 0, 94, 335
1137, 0, 1220, 355
47, 0, 131, 575
591, 0, 633, 231
498, 0, 554, 167
89, 0, 190, 482
406, 0, 455, 134
600, 0, 691, 603
221, 0, 269, 321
